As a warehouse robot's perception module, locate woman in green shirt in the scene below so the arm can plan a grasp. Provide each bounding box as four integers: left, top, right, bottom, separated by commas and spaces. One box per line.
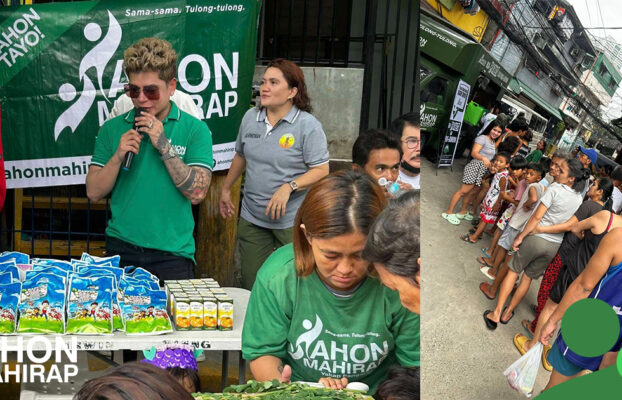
526, 139, 547, 163
241, 171, 419, 394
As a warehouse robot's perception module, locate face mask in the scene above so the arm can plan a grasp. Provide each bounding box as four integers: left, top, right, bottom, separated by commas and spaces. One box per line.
401, 160, 419, 174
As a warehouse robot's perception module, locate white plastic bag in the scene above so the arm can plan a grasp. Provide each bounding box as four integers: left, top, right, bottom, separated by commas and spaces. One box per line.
503, 342, 543, 397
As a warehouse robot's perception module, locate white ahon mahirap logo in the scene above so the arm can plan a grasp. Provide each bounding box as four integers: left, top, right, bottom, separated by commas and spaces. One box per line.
0, 336, 79, 383
54, 10, 121, 141
287, 315, 390, 379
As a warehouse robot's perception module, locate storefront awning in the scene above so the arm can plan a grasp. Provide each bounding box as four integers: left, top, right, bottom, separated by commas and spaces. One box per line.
508, 78, 564, 121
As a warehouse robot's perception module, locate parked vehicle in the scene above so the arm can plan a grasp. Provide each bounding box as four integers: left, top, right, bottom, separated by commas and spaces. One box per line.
420, 9, 512, 163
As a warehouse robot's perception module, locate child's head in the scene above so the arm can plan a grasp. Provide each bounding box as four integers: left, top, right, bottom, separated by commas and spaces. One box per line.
141, 345, 201, 394
166, 367, 201, 394
509, 155, 527, 179
488, 156, 498, 173
74, 362, 193, 400
373, 366, 420, 400
538, 156, 551, 175
494, 151, 511, 171
497, 135, 520, 154
525, 163, 544, 184
537, 139, 547, 151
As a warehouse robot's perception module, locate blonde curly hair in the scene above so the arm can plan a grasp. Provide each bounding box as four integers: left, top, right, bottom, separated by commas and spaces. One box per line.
123, 38, 177, 82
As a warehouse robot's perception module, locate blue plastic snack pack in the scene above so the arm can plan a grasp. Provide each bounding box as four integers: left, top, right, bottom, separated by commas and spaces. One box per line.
119, 276, 160, 295
72, 271, 124, 332
31, 265, 70, 279
121, 286, 172, 335
124, 266, 159, 283
0, 251, 30, 265
0, 282, 21, 334
0, 272, 16, 284
0, 262, 20, 282
81, 253, 120, 268
31, 259, 74, 272
66, 276, 113, 334
77, 266, 123, 287
71, 260, 93, 269
17, 273, 66, 334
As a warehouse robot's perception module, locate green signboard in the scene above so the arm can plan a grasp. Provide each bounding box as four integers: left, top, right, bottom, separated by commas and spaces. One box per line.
0, 0, 261, 188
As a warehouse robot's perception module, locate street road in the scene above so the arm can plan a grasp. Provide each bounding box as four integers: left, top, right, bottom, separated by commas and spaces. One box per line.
421, 158, 552, 399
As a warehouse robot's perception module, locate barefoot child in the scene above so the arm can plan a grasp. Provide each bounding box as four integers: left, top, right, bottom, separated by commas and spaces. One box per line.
461, 152, 511, 243
479, 163, 545, 298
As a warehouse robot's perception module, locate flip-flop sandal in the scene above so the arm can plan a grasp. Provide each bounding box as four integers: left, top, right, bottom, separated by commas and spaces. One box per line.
481, 247, 492, 258
479, 282, 495, 299
463, 213, 474, 221
441, 213, 460, 225
460, 234, 478, 243
521, 319, 534, 339
483, 310, 497, 330
542, 345, 553, 371
455, 212, 468, 219
480, 266, 495, 280
513, 333, 529, 356
477, 256, 493, 267
500, 306, 514, 324
469, 228, 476, 235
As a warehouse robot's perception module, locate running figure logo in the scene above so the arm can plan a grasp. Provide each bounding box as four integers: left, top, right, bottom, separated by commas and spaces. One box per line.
54, 10, 121, 141
288, 315, 323, 360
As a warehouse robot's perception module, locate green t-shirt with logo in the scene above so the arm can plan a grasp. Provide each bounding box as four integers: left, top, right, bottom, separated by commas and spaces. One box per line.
91, 102, 213, 261
242, 244, 420, 394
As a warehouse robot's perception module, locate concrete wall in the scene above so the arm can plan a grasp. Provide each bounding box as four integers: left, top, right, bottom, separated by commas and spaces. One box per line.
253, 66, 364, 160
516, 67, 561, 107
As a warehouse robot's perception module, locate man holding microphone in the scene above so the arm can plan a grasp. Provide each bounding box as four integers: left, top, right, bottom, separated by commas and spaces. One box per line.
86, 38, 213, 280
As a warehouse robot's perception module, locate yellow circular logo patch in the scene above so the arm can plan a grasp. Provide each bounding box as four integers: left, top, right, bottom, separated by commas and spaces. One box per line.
279, 133, 295, 149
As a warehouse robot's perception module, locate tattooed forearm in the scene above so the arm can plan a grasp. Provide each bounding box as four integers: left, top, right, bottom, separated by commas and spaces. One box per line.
156, 131, 170, 154
162, 155, 212, 204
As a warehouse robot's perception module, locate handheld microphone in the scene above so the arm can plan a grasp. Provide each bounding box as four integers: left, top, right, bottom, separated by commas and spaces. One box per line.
122, 107, 145, 171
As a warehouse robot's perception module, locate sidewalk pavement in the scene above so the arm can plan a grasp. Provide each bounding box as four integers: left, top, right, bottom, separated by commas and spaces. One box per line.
420, 157, 552, 399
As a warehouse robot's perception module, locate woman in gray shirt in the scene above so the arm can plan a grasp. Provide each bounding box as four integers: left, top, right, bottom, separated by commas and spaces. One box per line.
484, 154, 590, 330
219, 59, 329, 289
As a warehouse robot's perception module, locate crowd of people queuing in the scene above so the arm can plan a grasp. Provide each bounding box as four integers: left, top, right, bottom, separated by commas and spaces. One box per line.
78, 37, 421, 399
442, 111, 622, 393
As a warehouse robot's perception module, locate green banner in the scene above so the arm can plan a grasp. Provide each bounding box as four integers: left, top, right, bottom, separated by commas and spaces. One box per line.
0, 0, 261, 188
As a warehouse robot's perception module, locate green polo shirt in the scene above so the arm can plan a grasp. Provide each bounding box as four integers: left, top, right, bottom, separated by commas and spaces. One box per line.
242, 244, 420, 394
91, 102, 213, 261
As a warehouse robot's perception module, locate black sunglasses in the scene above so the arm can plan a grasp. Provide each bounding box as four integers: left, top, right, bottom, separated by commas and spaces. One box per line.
124, 84, 160, 100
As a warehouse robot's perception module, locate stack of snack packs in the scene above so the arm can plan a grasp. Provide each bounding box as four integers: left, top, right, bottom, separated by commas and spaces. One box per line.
17, 272, 66, 333
66, 275, 114, 334
120, 269, 171, 335
76, 265, 124, 331
0, 251, 176, 335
